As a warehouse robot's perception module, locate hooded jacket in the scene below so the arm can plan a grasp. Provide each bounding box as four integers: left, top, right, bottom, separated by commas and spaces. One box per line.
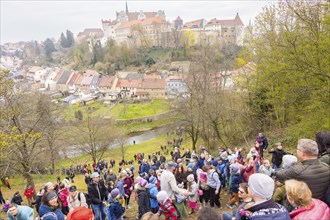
38, 204, 65, 220
148, 183, 159, 209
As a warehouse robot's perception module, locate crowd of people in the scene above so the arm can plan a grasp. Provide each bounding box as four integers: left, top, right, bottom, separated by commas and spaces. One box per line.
1, 132, 330, 220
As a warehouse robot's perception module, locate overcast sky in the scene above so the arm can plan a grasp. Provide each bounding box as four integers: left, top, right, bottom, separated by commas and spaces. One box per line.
0, 0, 273, 44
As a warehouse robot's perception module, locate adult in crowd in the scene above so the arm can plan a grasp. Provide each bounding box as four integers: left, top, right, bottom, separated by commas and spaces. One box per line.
67, 185, 88, 212
181, 149, 191, 166
204, 164, 221, 209
39, 191, 65, 220
160, 161, 189, 201
276, 139, 330, 202
123, 169, 134, 209
105, 169, 117, 184
315, 132, 330, 166
222, 183, 253, 220
285, 179, 329, 220
88, 172, 108, 220
6, 203, 34, 220
84, 173, 92, 185
241, 173, 290, 220
256, 132, 268, 158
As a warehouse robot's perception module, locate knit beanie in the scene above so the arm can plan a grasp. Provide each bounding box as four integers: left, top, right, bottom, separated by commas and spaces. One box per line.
248, 173, 274, 199
282, 155, 298, 169
156, 191, 168, 201
66, 206, 93, 220
111, 188, 120, 199
137, 176, 148, 187
149, 176, 157, 184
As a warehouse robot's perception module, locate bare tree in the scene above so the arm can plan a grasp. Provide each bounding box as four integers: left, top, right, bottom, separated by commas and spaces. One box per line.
70, 115, 116, 164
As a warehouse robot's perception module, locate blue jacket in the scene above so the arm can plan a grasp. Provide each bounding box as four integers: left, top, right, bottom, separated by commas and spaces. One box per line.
230, 173, 243, 193
107, 198, 125, 220
150, 164, 158, 171
7, 205, 34, 220
148, 183, 159, 209
197, 157, 205, 169
38, 204, 65, 220
116, 180, 125, 197
140, 163, 150, 174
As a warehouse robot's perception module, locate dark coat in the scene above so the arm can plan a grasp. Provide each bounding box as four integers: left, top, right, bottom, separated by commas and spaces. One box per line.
11, 194, 23, 205
107, 198, 125, 220
231, 173, 243, 193
268, 148, 288, 166
276, 159, 330, 202
137, 189, 151, 218
87, 179, 108, 204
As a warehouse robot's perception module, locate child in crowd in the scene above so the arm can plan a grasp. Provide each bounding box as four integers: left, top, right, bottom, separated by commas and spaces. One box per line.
259, 159, 273, 176
186, 174, 198, 214
174, 184, 187, 218
107, 188, 125, 220
226, 165, 242, 209
156, 191, 178, 220
0, 201, 10, 213
136, 177, 151, 219
148, 176, 159, 213
197, 168, 209, 208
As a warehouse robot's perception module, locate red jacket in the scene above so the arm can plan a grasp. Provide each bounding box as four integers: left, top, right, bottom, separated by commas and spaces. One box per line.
24, 187, 34, 199
290, 198, 330, 220
158, 198, 178, 220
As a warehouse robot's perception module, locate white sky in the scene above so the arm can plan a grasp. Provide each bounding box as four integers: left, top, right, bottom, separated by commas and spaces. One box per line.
0, 0, 273, 44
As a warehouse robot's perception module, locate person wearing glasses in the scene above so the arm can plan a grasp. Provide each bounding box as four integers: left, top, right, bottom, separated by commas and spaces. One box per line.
222, 182, 253, 220
276, 139, 330, 203
6, 203, 34, 220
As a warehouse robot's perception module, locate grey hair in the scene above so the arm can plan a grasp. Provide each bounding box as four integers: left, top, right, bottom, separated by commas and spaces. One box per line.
297, 139, 318, 156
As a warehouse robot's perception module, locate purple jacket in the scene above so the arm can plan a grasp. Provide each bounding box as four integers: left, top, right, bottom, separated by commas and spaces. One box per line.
123, 176, 134, 196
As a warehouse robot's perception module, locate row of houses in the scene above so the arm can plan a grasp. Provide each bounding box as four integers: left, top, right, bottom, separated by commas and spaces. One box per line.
19, 65, 188, 104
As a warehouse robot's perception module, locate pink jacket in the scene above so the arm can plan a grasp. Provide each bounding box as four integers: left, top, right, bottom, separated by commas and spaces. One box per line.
290, 198, 330, 220
59, 188, 69, 207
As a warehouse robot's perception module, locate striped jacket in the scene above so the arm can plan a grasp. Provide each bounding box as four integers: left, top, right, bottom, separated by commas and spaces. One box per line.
158, 198, 178, 220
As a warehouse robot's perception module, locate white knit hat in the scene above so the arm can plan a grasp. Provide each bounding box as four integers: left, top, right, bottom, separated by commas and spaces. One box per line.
282, 155, 298, 169
156, 191, 168, 201
248, 173, 274, 199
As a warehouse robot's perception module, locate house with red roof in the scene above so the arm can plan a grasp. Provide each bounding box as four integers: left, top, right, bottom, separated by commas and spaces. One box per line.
137, 77, 167, 99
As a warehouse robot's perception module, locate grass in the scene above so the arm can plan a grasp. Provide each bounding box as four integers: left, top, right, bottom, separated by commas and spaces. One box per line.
110, 100, 170, 120
60, 99, 171, 122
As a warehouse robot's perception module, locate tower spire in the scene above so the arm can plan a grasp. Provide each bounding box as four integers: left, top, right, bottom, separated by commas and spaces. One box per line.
126, 1, 129, 13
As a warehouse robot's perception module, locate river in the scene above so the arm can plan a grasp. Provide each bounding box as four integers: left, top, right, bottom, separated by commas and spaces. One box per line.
60, 125, 176, 158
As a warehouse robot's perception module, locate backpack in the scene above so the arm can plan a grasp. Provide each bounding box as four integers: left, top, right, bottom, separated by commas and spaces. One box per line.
78, 192, 91, 206
40, 212, 58, 220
